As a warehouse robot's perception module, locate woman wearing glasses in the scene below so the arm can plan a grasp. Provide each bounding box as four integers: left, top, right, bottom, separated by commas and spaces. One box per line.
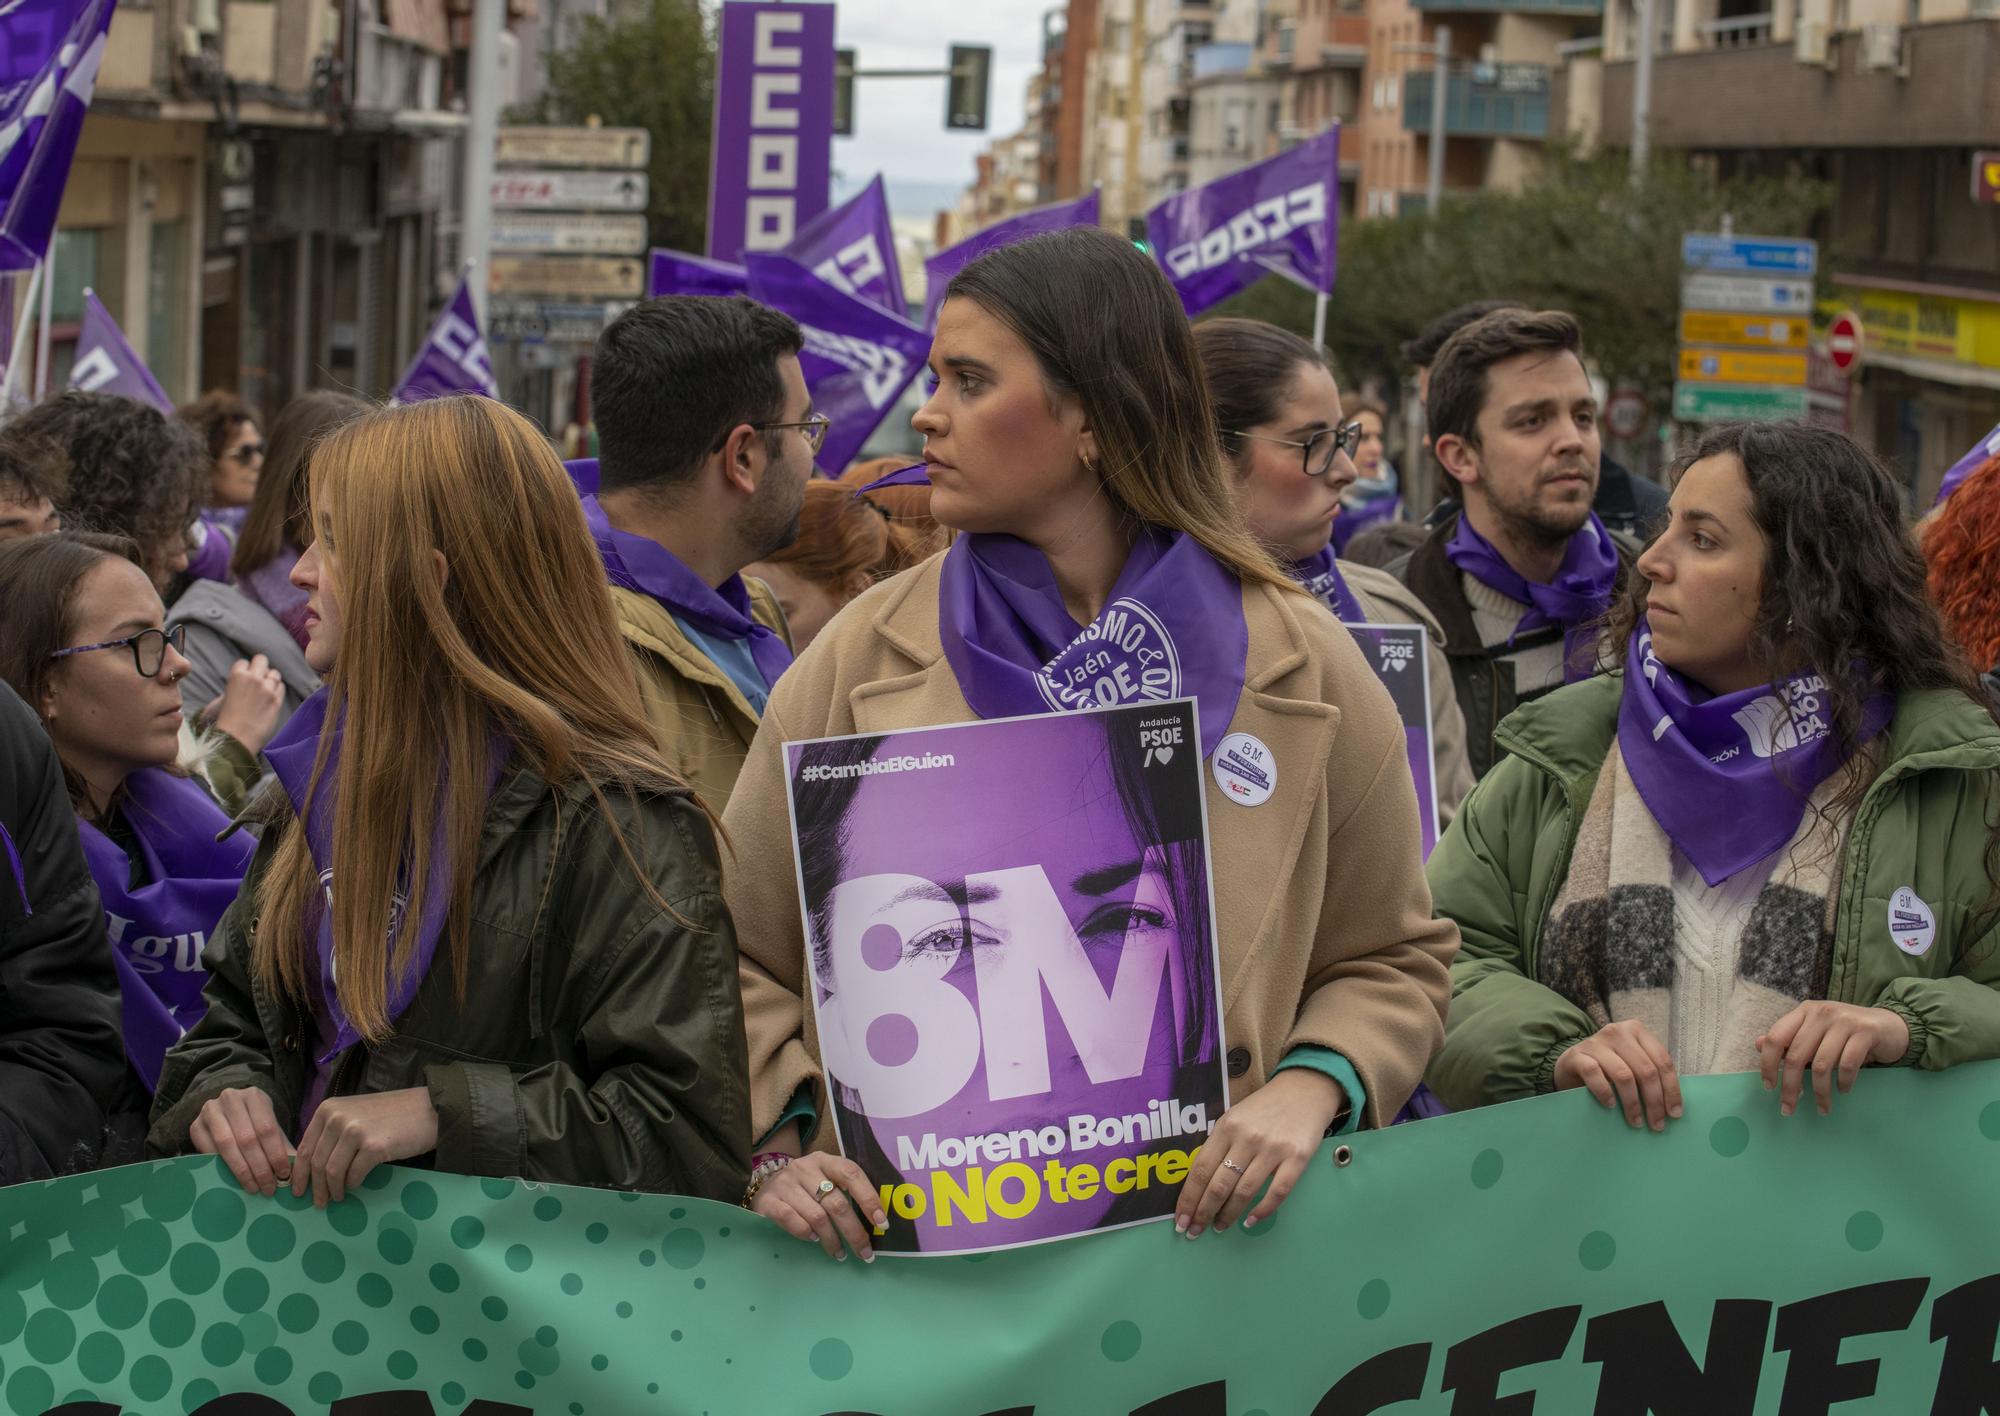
1195, 318, 1475, 829
724, 228, 1455, 1260
179, 390, 266, 532
0, 533, 257, 1099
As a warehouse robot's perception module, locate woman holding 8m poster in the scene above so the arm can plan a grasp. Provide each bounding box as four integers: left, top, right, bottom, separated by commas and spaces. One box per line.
726, 227, 1457, 1259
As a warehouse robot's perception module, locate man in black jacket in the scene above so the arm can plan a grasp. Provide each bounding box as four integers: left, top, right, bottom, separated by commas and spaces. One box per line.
0, 679, 131, 1182
1404, 299, 1669, 540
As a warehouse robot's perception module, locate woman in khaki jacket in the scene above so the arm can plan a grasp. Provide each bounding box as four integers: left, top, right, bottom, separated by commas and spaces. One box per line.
726, 228, 1457, 1261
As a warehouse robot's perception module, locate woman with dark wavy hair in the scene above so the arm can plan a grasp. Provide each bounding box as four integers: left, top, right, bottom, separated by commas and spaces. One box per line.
1427, 421, 2000, 1127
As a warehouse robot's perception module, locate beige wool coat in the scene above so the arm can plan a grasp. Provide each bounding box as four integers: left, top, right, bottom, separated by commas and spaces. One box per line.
722, 552, 1459, 1143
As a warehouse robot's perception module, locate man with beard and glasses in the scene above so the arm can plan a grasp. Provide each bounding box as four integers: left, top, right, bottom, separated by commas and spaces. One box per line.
584, 296, 814, 811
1395, 309, 1639, 780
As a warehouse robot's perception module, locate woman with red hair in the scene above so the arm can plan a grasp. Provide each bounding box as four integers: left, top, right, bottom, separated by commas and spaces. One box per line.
1924, 454, 2000, 672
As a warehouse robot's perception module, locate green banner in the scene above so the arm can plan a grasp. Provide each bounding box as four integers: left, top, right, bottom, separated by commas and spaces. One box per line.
4, 1065, 1999, 1414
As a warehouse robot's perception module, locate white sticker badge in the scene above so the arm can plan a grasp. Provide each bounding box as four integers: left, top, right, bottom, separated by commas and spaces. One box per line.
1888, 886, 1937, 957
1211, 732, 1277, 807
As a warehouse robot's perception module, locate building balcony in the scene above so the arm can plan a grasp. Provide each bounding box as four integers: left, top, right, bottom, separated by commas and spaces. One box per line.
1413, 0, 1602, 17
1403, 65, 1552, 138
1595, 17, 2000, 148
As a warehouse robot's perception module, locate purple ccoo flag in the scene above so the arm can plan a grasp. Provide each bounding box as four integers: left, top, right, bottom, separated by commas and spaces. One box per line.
708, 1, 835, 260
0, 0, 117, 271
1144, 124, 1340, 317
922, 188, 1099, 330
69, 289, 171, 412
785, 174, 906, 315
744, 252, 930, 474
393, 273, 498, 403
648, 248, 751, 300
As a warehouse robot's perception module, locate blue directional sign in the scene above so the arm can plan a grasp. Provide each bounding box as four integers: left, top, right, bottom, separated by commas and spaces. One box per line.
1682, 233, 1818, 275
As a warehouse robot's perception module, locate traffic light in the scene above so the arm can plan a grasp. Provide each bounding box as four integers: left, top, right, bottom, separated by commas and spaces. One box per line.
834, 49, 855, 137
946, 45, 992, 131
1128, 215, 1150, 254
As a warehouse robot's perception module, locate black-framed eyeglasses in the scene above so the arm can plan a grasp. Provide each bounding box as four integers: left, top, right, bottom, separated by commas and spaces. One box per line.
749, 412, 832, 455
225, 442, 266, 464
49, 623, 188, 678
1225, 419, 1365, 477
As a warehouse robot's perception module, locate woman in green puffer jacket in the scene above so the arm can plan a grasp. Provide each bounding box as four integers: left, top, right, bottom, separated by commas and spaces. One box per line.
1428, 421, 2000, 1128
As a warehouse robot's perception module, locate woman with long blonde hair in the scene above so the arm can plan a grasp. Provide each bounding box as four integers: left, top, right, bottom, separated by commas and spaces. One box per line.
149, 395, 752, 1203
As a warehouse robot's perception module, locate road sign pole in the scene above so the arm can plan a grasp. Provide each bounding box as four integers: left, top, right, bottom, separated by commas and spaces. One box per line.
462, 0, 503, 324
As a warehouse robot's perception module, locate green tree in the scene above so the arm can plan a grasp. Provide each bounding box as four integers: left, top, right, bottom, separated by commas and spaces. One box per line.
512, 0, 715, 254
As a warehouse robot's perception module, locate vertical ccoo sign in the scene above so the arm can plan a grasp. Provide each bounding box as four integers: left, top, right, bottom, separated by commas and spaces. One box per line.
708, 1, 837, 260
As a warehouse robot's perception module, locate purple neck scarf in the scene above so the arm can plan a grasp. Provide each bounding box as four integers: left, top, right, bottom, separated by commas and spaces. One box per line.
1287, 545, 1368, 622
75, 768, 256, 1090
1617, 625, 1895, 887
581, 495, 794, 691
263, 690, 502, 1114
238, 545, 312, 652
185, 517, 234, 585
1445, 511, 1620, 683
938, 531, 1248, 757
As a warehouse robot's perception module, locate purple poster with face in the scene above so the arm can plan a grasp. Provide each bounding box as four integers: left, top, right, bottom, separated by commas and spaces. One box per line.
1341, 623, 1439, 857
783, 700, 1228, 1255
708, 1, 836, 261
1144, 124, 1339, 317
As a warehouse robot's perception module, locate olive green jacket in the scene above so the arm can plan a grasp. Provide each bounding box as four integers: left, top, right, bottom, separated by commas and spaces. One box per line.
1427, 674, 2000, 1109
148, 764, 752, 1200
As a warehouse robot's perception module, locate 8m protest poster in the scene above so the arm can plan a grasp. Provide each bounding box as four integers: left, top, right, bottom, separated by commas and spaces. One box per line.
1344, 622, 1441, 855
781, 700, 1229, 1255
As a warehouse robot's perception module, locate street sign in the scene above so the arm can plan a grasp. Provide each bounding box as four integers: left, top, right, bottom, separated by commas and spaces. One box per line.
1678, 348, 1808, 386
495, 126, 652, 169
1678, 311, 1808, 351
1975, 151, 2000, 205
1679, 273, 1813, 315
489, 300, 633, 345
491, 170, 649, 212
1827, 310, 1863, 373
1681, 233, 1818, 276
491, 213, 648, 255
1673, 382, 1810, 422
1604, 386, 1648, 441
489, 256, 646, 300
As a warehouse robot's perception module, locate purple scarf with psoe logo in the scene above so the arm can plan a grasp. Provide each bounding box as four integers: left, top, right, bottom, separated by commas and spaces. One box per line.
237, 544, 312, 651
1445, 511, 1620, 683
1287, 545, 1368, 622
75, 768, 255, 1090
264, 690, 505, 1117
938, 530, 1248, 757
1617, 625, 1894, 887
581, 495, 793, 691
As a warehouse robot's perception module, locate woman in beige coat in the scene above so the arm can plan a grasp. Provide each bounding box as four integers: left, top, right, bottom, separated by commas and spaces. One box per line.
726, 228, 1457, 1262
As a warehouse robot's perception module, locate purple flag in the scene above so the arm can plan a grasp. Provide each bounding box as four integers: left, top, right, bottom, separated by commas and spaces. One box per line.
393, 273, 497, 402
69, 288, 171, 411
1935, 420, 2000, 504
1144, 125, 1339, 317
0, 0, 115, 271
648, 248, 751, 300
707, 1, 835, 260
922, 189, 1100, 331
744, 252, 929, 474
786, 174, 906, 315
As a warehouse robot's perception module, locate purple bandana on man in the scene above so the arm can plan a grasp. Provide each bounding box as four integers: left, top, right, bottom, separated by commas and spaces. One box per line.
581, 495, 793, 690
1286, 545, 1367, 622
1446, 511, 1620, 683
1618, 626, 1894, 886
938, 531, 1248, 758
75, 769, 255, 1090
263, 689, 505, 1123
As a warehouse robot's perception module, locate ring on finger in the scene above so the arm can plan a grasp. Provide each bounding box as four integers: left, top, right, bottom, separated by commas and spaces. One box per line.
1220, 1159, 1246, 1174
815, 1178, 836, 1199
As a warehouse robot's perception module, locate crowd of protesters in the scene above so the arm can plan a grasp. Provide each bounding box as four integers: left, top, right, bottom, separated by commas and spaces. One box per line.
2, 227, 1997, 1265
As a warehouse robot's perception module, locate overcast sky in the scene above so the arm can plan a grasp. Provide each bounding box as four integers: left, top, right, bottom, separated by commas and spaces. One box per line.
830, 0, 1057, 219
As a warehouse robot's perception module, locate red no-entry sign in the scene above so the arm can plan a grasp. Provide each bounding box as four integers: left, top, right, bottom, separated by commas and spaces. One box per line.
1827, 311, 1863, 374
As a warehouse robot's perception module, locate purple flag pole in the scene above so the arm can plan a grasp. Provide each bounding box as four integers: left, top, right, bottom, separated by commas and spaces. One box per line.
744, 252, 931, 474
1144, 124, 1341, 318
68, 288, 172, 412
392, 269, 498, 403
0, 264, 40, 411
0, 0, 119, 272
922, 188, 1100, 331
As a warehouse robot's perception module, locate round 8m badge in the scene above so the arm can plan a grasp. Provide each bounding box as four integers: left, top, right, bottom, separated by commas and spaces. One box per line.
1211, 732, 1276, 807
